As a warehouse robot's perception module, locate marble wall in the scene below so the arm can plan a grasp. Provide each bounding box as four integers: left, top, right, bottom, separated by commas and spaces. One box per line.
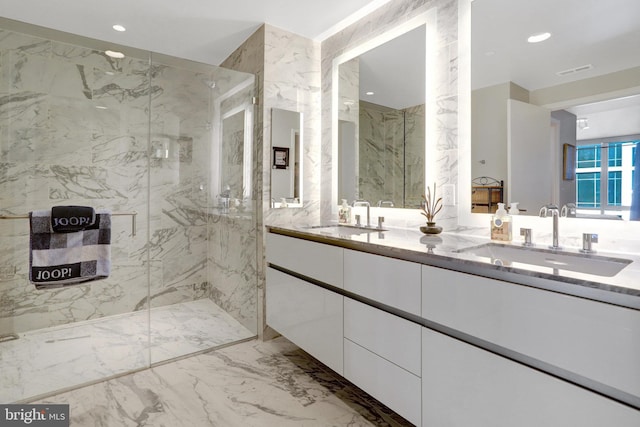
321, 0, 459, 229
221, 24, 322, 338
0, 23, 258, 338
358, 101, 425, 208
0, 26, 154, 334
222, 1, 458, 336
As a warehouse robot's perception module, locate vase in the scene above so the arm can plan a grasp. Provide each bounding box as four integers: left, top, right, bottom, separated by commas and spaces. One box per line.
420, 221, 442, 235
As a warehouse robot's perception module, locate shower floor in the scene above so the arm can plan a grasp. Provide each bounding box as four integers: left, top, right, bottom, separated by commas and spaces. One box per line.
0, 299, 254, 403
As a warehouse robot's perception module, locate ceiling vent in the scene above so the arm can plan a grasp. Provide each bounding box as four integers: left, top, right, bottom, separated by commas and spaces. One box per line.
556, 64, 593, 77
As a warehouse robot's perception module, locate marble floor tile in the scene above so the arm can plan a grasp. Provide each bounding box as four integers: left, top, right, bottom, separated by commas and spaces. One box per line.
38, 337, 412, 426
0, 299, 254, 403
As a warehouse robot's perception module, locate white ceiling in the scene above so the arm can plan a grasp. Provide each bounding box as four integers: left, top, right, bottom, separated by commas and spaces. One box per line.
0, 0, 387, 65
358, 25, 425, 110
473, 0, 640, 140
472, 0, 640, 92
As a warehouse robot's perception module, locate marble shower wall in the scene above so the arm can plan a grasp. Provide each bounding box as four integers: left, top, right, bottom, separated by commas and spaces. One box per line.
0, 26, 153, 334
221, 24, 322, 337
0, 23, 258, 337
358, 102, 425, 208
321, 0, 459, 229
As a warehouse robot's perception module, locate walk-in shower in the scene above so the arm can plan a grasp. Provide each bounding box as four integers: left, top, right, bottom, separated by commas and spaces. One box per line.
0, 18, 258, 402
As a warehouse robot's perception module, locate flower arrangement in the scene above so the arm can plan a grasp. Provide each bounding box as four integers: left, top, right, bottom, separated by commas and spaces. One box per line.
421, 183, 443, 224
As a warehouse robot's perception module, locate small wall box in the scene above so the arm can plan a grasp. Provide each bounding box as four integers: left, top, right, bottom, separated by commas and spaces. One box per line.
272, 147, 289, 169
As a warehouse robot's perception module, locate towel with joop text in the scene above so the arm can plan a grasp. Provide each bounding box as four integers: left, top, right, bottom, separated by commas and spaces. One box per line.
29, 207, 111, 289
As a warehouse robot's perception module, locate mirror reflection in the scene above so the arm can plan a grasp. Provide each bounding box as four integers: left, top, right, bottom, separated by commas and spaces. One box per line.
337, 25, 426, 208
271, 108, 302, 208
219, 107, 252, 212
471, 0, 640, 219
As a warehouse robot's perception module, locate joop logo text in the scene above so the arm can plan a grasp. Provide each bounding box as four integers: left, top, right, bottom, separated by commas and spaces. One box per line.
53, 216, 92, 227
36, 268, 73, 281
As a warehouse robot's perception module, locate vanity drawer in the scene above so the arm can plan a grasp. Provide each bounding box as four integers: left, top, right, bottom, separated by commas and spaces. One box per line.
421, 265, 640, 399
266, 233, 343, 288
266, 267, 343, 374
344, 297, 421, 376
344, 338, 421, 426
422, 327, 640, 427
344, 249, 421, 315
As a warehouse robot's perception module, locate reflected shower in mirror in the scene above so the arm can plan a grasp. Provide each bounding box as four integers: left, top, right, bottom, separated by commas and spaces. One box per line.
471, 0, 640, 219
271, 108, 303, 208
337, 24, 426, 208
221, 110, 245, 198
219, 103, 253, 213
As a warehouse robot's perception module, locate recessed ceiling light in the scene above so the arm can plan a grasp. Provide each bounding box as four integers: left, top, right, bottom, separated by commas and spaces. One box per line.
112, 24, 126, 32
105, 50, 125, 59
527, 32, 551, 43
366, 91, 374, 96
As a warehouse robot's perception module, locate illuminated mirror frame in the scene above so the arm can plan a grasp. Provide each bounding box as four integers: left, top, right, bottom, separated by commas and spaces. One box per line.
331, 9, 439, 214
212, 77, 254, 202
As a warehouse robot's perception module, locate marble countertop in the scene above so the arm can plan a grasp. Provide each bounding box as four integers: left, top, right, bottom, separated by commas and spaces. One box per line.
267, 223, 640, 310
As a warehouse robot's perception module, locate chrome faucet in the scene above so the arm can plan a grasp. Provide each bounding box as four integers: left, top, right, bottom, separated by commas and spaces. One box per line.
353, 200, 371, 227
539, 204, 562, 249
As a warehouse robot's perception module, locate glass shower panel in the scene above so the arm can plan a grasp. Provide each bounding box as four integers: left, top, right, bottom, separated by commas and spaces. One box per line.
0, 22, 151, 402
147, 56, 256, 364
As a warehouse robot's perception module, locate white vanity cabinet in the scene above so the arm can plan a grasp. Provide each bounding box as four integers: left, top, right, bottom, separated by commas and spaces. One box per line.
422, 327, 640, 427
421, 264, 640, 426
266, 230, 640, 426
266, 233, 423, 425
342, 251, 423, 425
421, 265, 640, 398
266, 233, 344, 374
343, 248, 422, 315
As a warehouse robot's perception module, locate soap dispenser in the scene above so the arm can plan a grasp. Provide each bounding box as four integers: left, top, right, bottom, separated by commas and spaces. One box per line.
491, 203, 512, 241
338, 199, 351, 224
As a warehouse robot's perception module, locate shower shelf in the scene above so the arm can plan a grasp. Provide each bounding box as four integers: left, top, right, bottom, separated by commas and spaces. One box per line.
0, 211, 138, 236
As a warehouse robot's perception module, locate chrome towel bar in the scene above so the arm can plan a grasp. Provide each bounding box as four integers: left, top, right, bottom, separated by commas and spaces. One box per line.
0, 211, 138, 236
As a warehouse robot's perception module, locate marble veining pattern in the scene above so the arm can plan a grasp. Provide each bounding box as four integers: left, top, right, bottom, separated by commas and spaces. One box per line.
37, 336, 411, 427
321, 0, 460, 230
0, 299, 254, 403
358, 102, 425, 208
1, 22, 258, 347
221, 25, 322, 339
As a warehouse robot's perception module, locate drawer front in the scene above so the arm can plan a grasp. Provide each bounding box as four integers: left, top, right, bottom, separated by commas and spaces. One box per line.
344, 338, 421, 426
344, 297, 421, 376
422, 328, 640, 427
266, 233, 343, 288
421, 265, 640, 398
266, 268, 343, 374
344, 249, 421, 315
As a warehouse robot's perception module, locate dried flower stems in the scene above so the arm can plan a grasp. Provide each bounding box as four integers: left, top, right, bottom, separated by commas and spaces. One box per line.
421, 183, 443, 223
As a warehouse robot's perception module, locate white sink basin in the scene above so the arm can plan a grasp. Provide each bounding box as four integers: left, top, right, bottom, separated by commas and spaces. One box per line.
306, 224, 387, 236
455, 243, 631, 277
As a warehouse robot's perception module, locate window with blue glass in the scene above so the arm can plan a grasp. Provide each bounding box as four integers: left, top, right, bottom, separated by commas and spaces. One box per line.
608, 171, 622, 205
576, 172, 600, 208
576, 140, 638, 210
576, 144, 600, 168
608, 143, 622, 167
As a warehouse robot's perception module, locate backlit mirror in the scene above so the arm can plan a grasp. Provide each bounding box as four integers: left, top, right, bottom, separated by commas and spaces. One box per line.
335, 24, 426, 208
218, 102, 253, 212
271, 108, 303, 208
470, 0, 640, 219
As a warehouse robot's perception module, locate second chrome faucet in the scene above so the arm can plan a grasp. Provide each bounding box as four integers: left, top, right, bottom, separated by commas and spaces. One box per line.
539, 204, 565, 249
